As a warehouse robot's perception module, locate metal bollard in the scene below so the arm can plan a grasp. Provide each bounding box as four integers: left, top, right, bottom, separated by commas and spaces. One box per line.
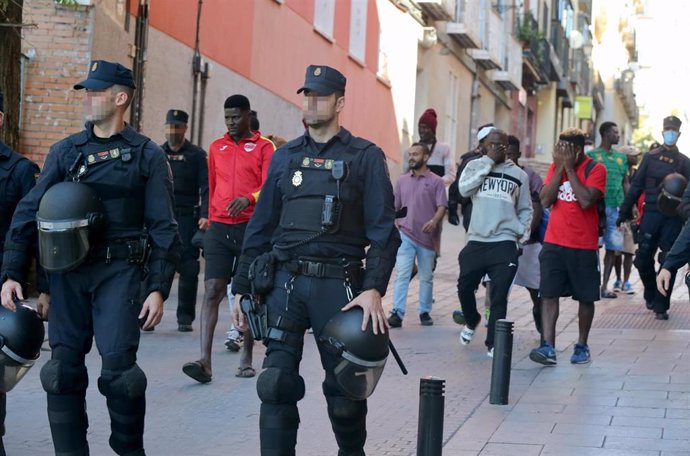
417, 376, 445, 456
490, 319, 514, 405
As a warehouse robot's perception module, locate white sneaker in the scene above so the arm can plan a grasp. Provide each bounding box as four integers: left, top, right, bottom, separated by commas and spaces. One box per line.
460, 326, 474, 345
487, 347, 494, 358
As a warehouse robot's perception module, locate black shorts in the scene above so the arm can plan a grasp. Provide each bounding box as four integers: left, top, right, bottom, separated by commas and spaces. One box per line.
539, 242, 600, 302
203, 222, 247, 281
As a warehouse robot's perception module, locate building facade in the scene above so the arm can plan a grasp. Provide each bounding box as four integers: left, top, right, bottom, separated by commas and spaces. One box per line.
15, 0, 641, 177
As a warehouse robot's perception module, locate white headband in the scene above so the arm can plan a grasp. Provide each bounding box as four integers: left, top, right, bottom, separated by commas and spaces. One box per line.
477, 125, 496, 142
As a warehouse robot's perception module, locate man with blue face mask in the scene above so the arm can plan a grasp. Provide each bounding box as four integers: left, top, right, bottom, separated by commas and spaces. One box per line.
618, 115, 690, 320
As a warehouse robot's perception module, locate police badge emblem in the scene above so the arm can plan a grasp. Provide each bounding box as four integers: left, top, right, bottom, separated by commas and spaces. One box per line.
292, 170, 303, 187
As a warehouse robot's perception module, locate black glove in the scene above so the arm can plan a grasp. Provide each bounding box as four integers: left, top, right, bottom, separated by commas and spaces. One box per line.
448, 211, 459, 226
231, 254, 255, 296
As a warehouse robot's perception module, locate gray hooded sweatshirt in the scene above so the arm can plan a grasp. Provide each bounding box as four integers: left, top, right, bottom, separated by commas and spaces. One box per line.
458, 156, 533, 244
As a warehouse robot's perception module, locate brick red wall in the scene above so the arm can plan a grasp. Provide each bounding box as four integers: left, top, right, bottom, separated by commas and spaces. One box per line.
20, 0, 92, 165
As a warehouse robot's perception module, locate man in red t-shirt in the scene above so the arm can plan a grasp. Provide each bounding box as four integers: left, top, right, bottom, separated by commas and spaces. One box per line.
183, 95, 275, 383
530, 128, 606, 366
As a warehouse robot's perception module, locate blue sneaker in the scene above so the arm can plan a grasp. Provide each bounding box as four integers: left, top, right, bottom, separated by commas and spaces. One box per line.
612, 280, 622, 292
621, 282, 635, 294
529, 342, 557, 365
570, 343, 591, 364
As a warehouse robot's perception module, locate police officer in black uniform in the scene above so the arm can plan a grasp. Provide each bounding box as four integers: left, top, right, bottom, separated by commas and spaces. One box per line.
618, 115, 690, 320
0, 92, 50, 456
231, 65, 400, 456
162, 109, 209, 332
0, 60, 180, 456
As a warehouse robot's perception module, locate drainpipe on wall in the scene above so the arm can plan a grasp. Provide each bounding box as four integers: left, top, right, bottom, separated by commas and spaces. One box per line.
468, 75, 480, 151
130, 0, 149, 132
198, 61, 210, 146
190, 0, 203, 144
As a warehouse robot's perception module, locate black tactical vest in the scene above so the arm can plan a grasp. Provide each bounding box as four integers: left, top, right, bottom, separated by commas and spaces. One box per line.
643, 148, 689, 210
276, 137, 374, 249
64, 132, 150, 237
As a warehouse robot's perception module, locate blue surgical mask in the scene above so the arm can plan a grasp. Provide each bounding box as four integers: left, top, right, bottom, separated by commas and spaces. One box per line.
663, 130, 680, 146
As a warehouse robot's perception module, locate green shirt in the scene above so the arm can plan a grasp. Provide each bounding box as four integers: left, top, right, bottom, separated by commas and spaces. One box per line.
587, 148, 627, 207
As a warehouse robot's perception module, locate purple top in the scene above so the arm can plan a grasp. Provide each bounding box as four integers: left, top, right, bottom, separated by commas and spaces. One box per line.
522, 165, 544, 202
394, 170, 448, 252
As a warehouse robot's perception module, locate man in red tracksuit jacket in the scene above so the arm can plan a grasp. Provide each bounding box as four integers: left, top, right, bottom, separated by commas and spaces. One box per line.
183, 94, 275, 383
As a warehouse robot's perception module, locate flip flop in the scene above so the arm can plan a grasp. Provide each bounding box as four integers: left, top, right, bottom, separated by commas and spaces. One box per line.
601, 290, 618, 299
182, 361, 212, 384
235, 366, 256, 378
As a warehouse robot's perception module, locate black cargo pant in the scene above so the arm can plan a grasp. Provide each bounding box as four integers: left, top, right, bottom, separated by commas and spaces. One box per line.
175, 211, 201, 325
457, 241, 519, 349
45, 260, 147, 456
634, 210, 683, 313
257, 268, 367, 456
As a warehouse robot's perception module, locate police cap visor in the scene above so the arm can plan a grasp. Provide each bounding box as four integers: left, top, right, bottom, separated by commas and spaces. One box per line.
297, 65, 346, 96
74, 60, 136, 90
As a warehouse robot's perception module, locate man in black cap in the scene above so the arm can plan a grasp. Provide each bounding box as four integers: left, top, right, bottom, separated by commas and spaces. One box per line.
0, 60, 180, 456
162, 109, 209, 332
0, 92, 49, 456
618, 115, 690, 320
231, 65, 400, 455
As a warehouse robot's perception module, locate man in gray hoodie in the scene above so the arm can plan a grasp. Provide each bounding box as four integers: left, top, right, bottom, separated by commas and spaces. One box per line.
454, 127, 533, 357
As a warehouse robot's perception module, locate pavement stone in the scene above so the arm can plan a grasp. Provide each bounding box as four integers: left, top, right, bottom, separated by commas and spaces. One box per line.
4, 220, 690, 455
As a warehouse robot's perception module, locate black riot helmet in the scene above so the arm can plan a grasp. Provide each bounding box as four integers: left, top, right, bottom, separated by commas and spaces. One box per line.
0, 304, 45, 393
319, 307, 389, 400
37, 181, 106, 272
657, 172, 688, 216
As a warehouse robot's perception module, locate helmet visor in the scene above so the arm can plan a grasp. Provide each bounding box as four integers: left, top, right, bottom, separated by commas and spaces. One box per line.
333, 352, 387, 400
0, 351, 34, 393
657, 190, 682, 217
38, 221, 90, 272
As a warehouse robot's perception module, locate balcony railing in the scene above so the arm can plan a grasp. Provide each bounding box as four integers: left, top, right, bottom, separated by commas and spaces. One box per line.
549, 21, 569, 77
490, 35, 523, 90
445, 0, 481, 48
569, 48, 591, 94
518, 11, 548, 85
469, 9, 502, 70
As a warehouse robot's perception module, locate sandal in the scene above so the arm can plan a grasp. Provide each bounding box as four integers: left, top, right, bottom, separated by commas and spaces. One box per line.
182, 361, 212, 384
235, 366, 256, 378
601, 290, 618, 299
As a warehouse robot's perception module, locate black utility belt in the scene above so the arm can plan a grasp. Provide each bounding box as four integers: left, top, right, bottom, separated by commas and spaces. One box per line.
278, 257, 362, 279
90, 238, 149, 264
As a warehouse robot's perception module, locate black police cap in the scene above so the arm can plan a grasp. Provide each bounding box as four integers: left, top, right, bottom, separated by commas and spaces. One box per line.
663, 115, 682, 130
297, 65, 346, 96
74, 60, 136, 90
166, 109, 189, 125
